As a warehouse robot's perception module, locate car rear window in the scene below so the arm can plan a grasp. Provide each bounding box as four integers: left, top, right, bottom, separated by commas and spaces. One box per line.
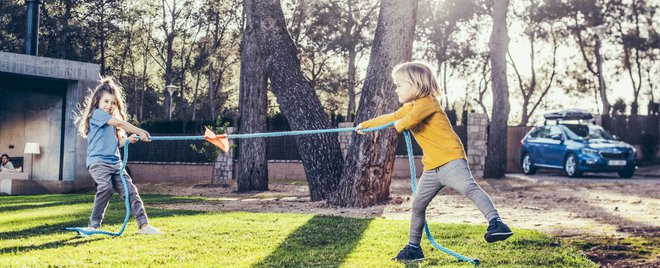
562, 124, 589, 137
560, 123, 614, 140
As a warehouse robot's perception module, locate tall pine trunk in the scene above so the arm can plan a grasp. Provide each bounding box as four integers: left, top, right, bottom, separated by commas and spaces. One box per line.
250, 0, 344, 201
484, 0, 510, 178
347, 47, 357, 122
237, 0, 269, 192
329, 0, 418, 207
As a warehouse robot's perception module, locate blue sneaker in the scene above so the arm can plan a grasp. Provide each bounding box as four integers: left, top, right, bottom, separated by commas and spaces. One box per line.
392, 244, 425, 262
484, 218, 513, 243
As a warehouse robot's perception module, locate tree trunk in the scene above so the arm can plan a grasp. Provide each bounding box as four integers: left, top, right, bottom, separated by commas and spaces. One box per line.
162, 0, 177, 119
594, 36, 610, 115
192, 71, 201, 120
237, 0, 269, 192
347, 47, 357, 122
329, 0, 418, 207
484, 0, 510, 179
208, 63, 216, 120
99, 2, 106, 75
594, 36, 611, 129
250, 0, 344, 201
62, 0, 72, 59
139, 48, 148, 122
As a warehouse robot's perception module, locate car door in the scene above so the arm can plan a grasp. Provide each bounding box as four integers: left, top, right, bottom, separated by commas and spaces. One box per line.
529, 126, 550, 165
544, 126, 567, 167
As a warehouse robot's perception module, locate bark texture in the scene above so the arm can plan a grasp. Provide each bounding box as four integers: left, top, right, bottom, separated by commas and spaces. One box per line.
329, 0, 418, 207
249, 0, 344, 200
237, 0, 269, 192
484, 0, 511, 178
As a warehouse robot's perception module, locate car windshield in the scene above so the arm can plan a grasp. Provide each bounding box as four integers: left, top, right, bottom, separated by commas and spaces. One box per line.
562, 124, 614, 140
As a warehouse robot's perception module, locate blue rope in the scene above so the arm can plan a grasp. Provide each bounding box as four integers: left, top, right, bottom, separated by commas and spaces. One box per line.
65, 123, 392, 237
65, 140, 133, 236
65, 121, 480, 265
403, 130, 480, 265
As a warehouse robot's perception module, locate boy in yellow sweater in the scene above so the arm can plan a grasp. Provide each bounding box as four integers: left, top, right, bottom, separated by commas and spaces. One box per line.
356, 62, 512, 262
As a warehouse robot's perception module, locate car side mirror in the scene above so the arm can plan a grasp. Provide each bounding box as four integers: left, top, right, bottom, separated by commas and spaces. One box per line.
612, 135, 619, 140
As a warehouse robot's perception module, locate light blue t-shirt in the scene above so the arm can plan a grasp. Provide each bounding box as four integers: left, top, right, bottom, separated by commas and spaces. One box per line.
86, 109, 120, 168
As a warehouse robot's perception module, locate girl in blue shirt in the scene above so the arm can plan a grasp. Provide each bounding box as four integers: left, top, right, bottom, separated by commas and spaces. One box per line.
76, 77, 161, 235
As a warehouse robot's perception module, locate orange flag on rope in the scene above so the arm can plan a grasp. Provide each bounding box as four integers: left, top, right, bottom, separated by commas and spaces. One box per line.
204, 126, 229, 153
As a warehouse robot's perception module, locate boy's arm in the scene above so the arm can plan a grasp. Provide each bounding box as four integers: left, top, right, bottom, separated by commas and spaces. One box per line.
359, 113, 398, 129
356, 104, 412, 134
393, 98, 436, 132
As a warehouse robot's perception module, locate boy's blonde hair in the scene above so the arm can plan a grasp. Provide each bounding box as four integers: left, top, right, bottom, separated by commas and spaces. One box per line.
392, 61, 441, 100
75, 76, 128, 138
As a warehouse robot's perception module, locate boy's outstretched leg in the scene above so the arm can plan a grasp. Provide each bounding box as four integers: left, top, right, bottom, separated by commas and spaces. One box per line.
484, 218, 513, 243
392, 243, 425, 262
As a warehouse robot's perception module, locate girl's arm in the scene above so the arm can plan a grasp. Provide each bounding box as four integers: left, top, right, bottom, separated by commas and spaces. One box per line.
118, 133, 140, 148
107, 118, 151, 142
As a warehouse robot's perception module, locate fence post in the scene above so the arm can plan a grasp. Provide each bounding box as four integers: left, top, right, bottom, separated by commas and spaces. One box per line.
213, 127, 235, 183
467, 113, 488, 178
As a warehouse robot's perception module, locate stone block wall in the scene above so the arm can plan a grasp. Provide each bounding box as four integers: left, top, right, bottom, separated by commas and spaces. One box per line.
337, 122, 354, 158
213, 127, 235, 183
467, 113, 488, 178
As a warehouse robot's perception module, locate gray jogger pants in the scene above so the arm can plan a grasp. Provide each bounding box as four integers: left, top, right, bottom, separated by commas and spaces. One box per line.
409, 159, 500, 244
88, 162, 148, 228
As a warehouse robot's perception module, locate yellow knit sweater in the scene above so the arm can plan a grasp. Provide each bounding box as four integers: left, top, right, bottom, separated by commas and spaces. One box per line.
360, 96, 466, 170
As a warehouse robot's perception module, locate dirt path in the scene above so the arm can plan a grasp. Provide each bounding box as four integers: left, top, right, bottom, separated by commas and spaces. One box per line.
138, 171, 659, 266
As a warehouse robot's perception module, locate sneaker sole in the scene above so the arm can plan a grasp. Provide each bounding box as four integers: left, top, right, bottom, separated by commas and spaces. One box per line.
392, 257, 425, 262
485, 232, 513, 243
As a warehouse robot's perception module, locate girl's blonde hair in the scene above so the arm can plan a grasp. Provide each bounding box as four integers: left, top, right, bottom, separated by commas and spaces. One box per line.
75, 76, 128, 138
392, 61, 441, 100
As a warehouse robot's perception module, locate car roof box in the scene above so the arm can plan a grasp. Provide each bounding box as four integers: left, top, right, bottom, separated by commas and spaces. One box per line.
543, 109, 593, 120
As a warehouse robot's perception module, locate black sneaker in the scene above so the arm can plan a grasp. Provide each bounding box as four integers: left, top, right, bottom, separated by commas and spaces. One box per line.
484, 218, 513, 243
392, 244, 425, 262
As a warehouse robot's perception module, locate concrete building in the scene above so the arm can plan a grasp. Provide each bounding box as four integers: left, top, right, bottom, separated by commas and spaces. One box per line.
0, 52, 98, 194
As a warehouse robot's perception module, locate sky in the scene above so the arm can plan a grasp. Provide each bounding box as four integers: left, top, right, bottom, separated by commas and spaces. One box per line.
439, 6, 658, 125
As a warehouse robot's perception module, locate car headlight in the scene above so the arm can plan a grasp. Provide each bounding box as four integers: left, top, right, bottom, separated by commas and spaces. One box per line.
581, 148, 599, 155
631, 147, 637, 154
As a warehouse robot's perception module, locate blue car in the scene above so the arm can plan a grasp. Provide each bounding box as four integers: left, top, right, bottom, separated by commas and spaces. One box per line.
520, 110, 637, 178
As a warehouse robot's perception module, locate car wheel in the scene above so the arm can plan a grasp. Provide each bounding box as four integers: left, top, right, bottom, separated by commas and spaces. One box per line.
564, 153, 582, 177
521, 153, 537, 175
618, 169, 635, 178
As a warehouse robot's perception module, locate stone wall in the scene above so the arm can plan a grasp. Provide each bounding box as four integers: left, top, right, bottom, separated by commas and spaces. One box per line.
467, 113, 488, 178
213, 127, 235, 183
337, 122, 354, 158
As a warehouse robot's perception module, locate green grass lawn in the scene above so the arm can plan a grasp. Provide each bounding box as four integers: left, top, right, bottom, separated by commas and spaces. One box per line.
0, 194, 596, 267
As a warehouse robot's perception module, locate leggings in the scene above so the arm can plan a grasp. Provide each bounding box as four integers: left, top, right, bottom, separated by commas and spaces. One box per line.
409, 159, 500, 244
88, 162, 148, 228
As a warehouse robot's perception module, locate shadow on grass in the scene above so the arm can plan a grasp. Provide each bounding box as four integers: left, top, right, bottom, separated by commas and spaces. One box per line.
253, 215, 372, 267
0, 201, 90, 213
0, 195, 202, 213
0, 195, 93, 207
0, 237, 105, 255
0, 219, 94, 240
0, 208, 206, 240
